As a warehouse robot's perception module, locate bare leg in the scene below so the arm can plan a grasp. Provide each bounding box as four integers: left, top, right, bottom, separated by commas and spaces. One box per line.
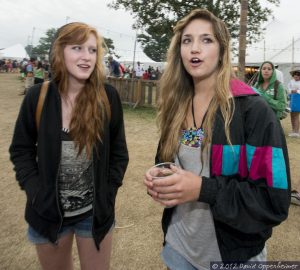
294, 112, 300, 133
35, 233, 74, 270
290, 112, 300, 133
76, 231, 113, 270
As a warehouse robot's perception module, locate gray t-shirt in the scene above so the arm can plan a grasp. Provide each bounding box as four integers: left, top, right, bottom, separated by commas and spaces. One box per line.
58, 129, 93, 218
165, 142, 222, 270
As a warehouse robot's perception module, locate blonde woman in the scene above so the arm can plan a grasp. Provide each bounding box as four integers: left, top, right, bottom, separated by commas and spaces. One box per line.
10, 22, 128, 270
144, 9, 290, 269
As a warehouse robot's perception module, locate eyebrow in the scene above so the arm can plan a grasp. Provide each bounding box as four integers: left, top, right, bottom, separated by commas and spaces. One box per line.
182, 33, 213, 38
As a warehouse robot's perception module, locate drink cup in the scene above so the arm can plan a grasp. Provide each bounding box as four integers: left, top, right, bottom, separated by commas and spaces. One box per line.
148, 162, 177, 180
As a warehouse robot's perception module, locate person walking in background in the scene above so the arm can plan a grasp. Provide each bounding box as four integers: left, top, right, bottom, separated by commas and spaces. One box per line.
254, 61, 287, 120
275, 65, 284, 84
134, 61, 144, 79
33, 60, 45, 84
21, 57, 35, 95
287, 69, 300, 137
9, 22, 128, 270
144, 9, 290, 269
142, 70, 150, 80
108, 55, 122, 77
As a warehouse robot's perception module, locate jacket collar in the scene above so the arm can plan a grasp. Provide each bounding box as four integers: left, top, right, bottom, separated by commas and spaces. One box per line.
230, 79, 258, 97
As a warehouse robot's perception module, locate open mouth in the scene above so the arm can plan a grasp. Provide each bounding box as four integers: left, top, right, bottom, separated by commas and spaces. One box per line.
77, 64, 90, 69
190, 58, 202, 64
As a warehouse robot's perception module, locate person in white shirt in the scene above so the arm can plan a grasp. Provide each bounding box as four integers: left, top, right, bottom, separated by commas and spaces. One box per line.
287, 70, 300, 137
134, 61, 144, 78
275, 66, 284, 84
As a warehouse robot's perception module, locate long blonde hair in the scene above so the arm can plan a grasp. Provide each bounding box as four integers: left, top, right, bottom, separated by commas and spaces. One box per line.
50, 22, 111, 158
158, 9, 235, 161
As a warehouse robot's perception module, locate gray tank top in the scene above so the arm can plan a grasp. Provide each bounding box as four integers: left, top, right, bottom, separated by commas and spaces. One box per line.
165, 143, 222, 269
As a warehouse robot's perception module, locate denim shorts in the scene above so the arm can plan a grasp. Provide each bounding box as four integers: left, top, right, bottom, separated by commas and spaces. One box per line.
28, 215, 94, 244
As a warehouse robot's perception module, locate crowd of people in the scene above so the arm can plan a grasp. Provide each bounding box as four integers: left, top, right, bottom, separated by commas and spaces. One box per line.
6, 8, 299, 270
106, 56, 162, 80
0, 58, 19, 72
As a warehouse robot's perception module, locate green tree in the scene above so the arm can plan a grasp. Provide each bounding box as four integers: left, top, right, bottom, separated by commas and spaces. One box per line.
108, 0, 280, 62
103, 37, 120, 58
31, 28, 57, 58
25, 45, 33, 57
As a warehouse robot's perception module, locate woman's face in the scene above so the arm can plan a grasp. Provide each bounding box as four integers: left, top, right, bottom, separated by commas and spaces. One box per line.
293, 73, 300, 81
180, 18, 220, 82
261, 63, 273, 81
63, 33, 97, 83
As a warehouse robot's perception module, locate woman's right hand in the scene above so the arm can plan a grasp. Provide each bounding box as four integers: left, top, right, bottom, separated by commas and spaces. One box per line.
144, 166, 202, 207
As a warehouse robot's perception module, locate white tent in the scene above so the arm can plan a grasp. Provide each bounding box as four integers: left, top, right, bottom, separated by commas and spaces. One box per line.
0, 44, 29, 60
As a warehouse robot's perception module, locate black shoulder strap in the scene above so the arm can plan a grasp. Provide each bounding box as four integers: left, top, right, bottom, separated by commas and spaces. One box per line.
274, 80, 279, 100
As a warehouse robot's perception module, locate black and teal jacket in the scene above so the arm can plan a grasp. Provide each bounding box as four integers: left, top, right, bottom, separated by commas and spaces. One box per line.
9, 81, 129, 249
159, 79, 290, 262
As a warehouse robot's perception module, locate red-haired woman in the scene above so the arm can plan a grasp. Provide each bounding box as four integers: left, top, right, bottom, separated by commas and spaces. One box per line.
10, 22, 128, 270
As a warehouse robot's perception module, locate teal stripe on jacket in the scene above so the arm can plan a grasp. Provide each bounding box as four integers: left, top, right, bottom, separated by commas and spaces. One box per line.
222, 145, 240, 175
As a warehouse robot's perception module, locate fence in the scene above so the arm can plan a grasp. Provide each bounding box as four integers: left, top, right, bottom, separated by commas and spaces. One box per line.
106, 77, 159, 108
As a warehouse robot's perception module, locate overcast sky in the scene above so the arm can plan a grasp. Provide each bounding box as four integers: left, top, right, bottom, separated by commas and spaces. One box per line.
1, 0, 300, 63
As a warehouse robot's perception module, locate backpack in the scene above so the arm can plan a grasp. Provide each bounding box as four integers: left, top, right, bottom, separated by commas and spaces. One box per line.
273, 80, 280, 99
36, 81, 49, 130
273, 80, 290, 120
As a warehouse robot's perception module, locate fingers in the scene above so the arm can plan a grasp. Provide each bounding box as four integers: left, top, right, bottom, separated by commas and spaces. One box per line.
153, 197, 177, 208
153, 184, 179, 195
147, 188, 158, 197
157, 191, 181, 201
152, 174, 178, 187
144, 165, 182, 206
145, 170, 153, 182
170, 164, 180, 172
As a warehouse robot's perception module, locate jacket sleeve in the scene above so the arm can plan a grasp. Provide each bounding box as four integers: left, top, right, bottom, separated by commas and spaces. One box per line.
199, 96, 290, 234
107, 85, 129, 196
9, 85, 40, 200
258, 83, 287, 114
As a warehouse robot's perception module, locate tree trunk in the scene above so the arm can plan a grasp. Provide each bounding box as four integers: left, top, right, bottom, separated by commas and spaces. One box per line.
238, 0, 248, 81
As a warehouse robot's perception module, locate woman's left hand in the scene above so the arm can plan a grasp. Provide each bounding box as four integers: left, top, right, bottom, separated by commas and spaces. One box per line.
151, 167, 202, 207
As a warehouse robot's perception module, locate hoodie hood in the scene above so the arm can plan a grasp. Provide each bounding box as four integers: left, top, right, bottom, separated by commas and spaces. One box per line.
256, 61, 277, 87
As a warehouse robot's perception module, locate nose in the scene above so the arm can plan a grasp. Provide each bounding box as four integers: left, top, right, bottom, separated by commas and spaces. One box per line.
191, 41, 201, 54
81, 48, 91, 60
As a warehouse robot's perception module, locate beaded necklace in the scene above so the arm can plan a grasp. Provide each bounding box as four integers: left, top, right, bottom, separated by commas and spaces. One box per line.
180, 96, 208, 148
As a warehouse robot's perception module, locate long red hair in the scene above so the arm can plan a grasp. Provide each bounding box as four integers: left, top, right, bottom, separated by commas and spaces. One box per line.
50, 22, 111, 158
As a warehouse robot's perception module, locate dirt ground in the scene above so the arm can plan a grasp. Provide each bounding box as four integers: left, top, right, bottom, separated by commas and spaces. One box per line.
0, 73, 299, 270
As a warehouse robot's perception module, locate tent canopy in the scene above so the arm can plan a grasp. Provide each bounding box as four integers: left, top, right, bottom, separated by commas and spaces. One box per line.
0, 44, 29, 60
